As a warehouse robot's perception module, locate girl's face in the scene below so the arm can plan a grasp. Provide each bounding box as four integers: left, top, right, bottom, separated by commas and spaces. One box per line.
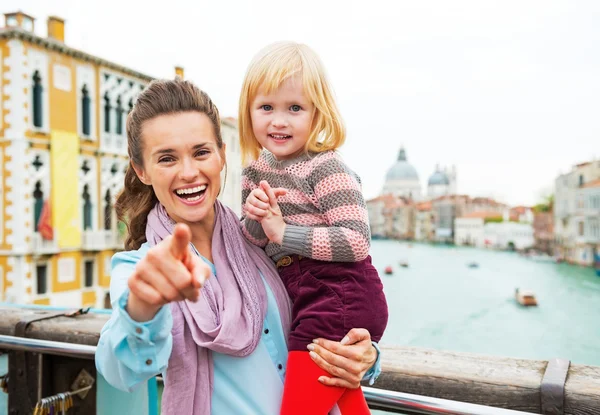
133, 111, 225, 228
250, 75, 314, 160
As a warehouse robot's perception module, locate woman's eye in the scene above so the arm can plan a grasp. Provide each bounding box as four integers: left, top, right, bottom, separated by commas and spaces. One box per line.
290, 105, 302, 112
261, 105, 273, 111
158, 156, 174, 163
196, 150, 210, 157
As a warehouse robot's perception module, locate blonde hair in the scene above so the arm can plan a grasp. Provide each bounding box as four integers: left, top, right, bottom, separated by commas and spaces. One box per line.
238, 41, 346, 164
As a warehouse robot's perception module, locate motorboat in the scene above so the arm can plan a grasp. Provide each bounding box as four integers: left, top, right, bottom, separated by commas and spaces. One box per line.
515, 288, 538, 306
384, 266, 393, 275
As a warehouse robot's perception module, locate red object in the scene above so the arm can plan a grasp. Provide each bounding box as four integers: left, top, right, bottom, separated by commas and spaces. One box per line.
280, 351, 370, 415
37, 199, 53, 240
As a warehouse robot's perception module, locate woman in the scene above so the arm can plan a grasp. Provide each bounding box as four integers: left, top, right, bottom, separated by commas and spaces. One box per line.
95, 78, 381, 415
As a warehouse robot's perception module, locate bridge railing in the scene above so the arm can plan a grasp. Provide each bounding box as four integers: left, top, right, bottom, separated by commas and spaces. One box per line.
0, 305, 598, 415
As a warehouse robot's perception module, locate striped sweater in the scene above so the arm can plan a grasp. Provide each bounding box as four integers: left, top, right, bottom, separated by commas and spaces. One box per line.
241, 150, 371, 262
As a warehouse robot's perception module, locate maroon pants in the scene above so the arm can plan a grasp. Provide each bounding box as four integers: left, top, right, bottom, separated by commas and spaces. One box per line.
278, 255, 388, 351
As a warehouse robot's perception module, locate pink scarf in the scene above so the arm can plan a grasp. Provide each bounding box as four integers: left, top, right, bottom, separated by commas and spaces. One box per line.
145, 201, 292, 414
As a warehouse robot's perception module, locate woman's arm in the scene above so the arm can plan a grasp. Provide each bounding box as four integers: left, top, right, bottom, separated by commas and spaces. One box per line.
306, 328, 381, 389
95, 252, 173, 392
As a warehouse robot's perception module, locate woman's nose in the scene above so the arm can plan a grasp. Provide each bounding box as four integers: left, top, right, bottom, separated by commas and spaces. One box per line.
179, 158, 198, 181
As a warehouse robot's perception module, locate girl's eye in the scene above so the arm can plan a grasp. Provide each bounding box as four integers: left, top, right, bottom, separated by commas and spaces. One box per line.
290, 105, 302, 112
261, 105, 273, 111
158, 156, 175, 163
196, 150, 210, 157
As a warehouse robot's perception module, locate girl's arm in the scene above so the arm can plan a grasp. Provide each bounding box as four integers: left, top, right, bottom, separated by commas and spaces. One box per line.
240, 170, 269, 247
95, 252, 173, 392
281, 153, 371, 262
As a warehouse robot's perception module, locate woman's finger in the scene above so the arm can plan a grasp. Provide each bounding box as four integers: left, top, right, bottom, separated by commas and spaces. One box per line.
340, 328, 371, 346
307, 349, 361, 389
189, 255, 211, 288
128, 276, 169, 307
308, 342, 363, 376
170, 223, 192, 260
146, 249, 197, 295
135, 263, 187, 303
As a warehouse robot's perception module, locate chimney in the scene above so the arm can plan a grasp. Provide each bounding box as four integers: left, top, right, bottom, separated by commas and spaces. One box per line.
47, 16, 65, 42
4, 11, 35, 32
175, 66, 184, 79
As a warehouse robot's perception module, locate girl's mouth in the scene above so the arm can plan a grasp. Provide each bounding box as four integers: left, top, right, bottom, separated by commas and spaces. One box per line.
269, 133, 292, 141
174, 185, 207, 202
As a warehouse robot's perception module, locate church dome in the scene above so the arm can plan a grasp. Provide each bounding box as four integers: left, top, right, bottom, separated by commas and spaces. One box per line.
385, 148, 419, 181
428, 170, 450, 185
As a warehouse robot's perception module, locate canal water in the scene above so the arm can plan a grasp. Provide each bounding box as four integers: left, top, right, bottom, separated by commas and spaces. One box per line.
371, 240, 600, 366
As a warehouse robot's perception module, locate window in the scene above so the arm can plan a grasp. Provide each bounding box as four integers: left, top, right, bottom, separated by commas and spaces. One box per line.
84, 260, 94, 288
579, 222, 584, 236
579, 175, 584, 186
81, 84, 91, 136
33, 181, 44, 230
104, 93, 111, 133
82, 184, 92, 230
115, 96, 124, 135
36, 264, 48, 294
104, 189, 112, 230
32, 71, 43, 128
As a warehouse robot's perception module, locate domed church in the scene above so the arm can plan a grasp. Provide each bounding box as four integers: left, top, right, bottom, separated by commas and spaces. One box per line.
381, 147, 422, 200
427, 164, 456, 199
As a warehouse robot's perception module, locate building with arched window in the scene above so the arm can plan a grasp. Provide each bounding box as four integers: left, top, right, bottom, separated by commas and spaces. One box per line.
0, 11, 242, 308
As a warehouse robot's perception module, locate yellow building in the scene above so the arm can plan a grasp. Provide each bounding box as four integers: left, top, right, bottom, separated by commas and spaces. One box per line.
0, 11, 153, 308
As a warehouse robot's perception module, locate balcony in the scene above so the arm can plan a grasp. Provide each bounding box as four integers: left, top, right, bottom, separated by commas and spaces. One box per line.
31, 233, 59, 255
82, 230, 124, 251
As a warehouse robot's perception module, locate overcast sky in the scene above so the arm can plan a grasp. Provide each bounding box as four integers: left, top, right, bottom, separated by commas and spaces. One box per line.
9, 0, 600, 205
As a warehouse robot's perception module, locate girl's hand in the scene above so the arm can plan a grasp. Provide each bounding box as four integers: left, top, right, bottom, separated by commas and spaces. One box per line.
244, 187, 271, 221
255, 181, 287, 245
307, 328, 378, 389
126, 224, 211, 322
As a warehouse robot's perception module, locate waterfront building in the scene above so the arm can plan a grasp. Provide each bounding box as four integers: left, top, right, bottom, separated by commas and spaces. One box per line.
554, 160, 600, 265
431, 195, 469, 242
366, 194, 415, 239
0, 11, 242, 307
414, 201, 434, 241
454, 211, 502, 247
533, 211, 554, 255
482, 221, 534, 251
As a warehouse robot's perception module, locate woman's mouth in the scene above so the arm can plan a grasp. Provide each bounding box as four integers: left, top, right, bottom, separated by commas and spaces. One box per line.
174, 185, 207, 202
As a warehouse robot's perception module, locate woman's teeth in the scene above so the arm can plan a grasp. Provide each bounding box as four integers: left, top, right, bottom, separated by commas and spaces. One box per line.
175, 185, 207, 201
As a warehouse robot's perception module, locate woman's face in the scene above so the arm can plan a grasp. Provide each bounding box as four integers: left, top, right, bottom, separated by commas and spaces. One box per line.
133, 111, 225, 228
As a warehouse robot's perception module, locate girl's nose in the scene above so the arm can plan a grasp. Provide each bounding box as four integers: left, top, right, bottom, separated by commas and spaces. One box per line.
271, 113, 289, 128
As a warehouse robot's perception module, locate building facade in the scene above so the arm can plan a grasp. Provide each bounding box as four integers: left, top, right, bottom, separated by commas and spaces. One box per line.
0, 11, 242, 307
554, 160, 600, 265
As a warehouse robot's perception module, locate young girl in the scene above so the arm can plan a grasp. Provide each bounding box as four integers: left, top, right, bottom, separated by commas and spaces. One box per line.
239, 41, 389, 414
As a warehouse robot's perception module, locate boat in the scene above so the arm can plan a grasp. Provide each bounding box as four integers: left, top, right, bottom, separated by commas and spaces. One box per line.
399, 261, 409, 268
384, 266, 393, 275
467, 262, 479, 268
515, 288, 538, 306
